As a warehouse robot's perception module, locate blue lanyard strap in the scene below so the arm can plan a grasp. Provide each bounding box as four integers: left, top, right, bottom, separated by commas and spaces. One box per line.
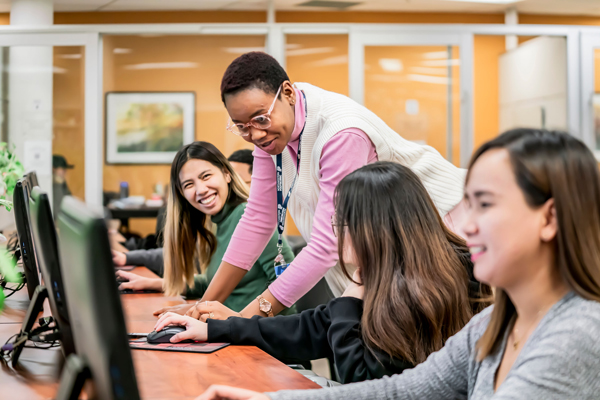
275, 91, 307, 261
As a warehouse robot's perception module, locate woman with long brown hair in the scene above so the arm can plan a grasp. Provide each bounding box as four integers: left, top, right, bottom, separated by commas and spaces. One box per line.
194, 128, 600, 400
114, 141, 295, 315
154, 161, 487, 384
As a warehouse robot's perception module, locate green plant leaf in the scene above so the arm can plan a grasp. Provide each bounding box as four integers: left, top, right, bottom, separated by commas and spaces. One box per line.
0, 288, 4, 313
0, 249, 21, 283
0, 199, 13, 212
0, 142, 24, 209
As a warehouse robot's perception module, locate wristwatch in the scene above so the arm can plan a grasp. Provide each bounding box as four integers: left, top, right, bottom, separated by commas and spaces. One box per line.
256, 295, 274, 317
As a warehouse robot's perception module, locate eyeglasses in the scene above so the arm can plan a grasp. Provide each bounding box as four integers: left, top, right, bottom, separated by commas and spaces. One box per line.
331, 214, 347, 238
226, 85, 282, 137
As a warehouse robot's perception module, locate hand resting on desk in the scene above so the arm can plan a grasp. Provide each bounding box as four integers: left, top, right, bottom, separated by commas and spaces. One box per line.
116, 270, 163, 292
154, 300, 241, 320
186, 300, 242, 322
196, 385, 269, 400
154, 312, 208, 343
153, 302, 195, 317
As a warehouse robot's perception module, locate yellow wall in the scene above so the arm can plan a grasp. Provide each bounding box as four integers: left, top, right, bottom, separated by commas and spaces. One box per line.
473, 35, 505, 149
520, 15, 600, 26
55, 11, 267, 24
48, 11, 600, 26
277, 11, 504, 24
286, 34, 349, 97
26, 10, 600, 235
103, 35, 260, 233
363, 45, 460, 162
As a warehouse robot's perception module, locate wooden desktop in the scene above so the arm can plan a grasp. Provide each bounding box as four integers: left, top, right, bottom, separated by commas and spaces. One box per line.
0, 267, 320, 399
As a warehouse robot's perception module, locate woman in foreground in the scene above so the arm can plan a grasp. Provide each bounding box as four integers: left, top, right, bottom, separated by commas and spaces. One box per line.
197, 129, 600, 399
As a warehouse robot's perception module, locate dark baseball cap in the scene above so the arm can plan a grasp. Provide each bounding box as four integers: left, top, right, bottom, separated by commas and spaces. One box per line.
53, 155, 74, 169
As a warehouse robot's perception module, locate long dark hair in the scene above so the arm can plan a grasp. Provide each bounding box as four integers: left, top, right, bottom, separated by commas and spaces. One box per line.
470, 129, 600, 360
335, 161, 476, 364
163, 141, 248, 296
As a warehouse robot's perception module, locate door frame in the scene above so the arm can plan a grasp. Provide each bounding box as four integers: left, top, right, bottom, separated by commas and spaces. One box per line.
348, 28, 473, 166
580, 31, 600, 158
0, 32, 102, 206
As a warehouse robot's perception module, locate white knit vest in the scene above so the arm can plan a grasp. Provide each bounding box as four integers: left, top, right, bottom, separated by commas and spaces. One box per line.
276, 83, 467, 297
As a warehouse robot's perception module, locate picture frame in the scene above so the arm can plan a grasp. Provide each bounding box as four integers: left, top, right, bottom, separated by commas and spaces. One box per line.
105, 92, 195, 164
594, 93, 600, 151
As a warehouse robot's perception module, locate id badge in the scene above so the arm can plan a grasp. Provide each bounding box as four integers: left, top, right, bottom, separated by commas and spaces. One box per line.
273, 252, 289, 278
274, 262, 290, 278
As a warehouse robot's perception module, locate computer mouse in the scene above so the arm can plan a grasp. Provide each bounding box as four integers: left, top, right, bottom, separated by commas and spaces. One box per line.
146, 325, 193, 344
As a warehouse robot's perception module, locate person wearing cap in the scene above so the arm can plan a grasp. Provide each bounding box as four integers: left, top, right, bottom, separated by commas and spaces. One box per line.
52, 154, 73, 216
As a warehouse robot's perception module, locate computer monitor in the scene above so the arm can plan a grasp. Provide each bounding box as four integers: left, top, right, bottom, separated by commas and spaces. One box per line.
28, 187, 76, 359
13, 178, 40, 299
8, 185, 73, 368
55, 196, 140, 400
24, 170, 39, 188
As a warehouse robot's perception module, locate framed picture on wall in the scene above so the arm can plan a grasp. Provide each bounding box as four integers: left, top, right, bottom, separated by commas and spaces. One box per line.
105, 92, 195, 164
594, 94, 600, 151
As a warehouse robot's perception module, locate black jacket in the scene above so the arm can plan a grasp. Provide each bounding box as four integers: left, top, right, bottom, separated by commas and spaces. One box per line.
207, 246, 482, 384
208, 296, 412, 384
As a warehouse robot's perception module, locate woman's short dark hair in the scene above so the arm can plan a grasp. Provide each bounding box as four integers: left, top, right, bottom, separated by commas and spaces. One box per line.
220, 52, 289, 104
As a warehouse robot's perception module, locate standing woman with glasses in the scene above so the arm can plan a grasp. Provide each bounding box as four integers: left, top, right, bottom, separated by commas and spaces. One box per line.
156, 51, 468, 321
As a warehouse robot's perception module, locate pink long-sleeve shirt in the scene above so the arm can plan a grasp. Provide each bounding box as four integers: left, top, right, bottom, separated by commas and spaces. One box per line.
222, 89, 378, 307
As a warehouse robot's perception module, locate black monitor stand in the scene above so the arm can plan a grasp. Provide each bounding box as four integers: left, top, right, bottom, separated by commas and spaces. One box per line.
55, 355, 91, 400
10, 285, 61, 367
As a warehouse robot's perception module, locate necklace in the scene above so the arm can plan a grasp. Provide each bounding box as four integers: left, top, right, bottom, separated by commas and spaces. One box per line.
511, 307, 549, 350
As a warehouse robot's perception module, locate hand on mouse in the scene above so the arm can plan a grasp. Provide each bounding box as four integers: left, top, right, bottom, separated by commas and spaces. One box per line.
112, 249, 127, 266
153, 302, 195, 318
196, 385, 269, 400
154, 312, 207, 343
185, 300, 242, 322
116, 270, 163, 292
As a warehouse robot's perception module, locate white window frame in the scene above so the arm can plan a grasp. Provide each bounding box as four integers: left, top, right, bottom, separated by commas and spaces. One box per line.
580, 30, 600, 158
0, 22, 590, 200
347, 27, 472, 166
0, 32, 101, 206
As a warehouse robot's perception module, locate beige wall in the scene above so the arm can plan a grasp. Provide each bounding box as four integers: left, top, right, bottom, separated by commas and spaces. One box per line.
103, 35, 261, 234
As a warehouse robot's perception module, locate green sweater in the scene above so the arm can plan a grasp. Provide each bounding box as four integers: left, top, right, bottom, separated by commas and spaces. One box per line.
185, 201, 296, 315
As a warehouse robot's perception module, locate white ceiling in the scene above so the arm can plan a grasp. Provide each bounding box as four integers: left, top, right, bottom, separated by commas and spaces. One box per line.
0, 0, 597, 17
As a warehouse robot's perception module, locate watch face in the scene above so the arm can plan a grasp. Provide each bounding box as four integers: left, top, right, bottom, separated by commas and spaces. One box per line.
259, 302, 270, 313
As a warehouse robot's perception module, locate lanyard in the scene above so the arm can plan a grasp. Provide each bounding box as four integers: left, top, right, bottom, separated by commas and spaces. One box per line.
274, 91, 306, 277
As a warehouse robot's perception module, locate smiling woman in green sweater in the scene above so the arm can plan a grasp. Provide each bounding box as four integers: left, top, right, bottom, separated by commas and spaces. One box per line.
114, 141, 295, 315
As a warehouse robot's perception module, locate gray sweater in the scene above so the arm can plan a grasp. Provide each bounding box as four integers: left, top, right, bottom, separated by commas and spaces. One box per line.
126, 248, 164, 276
268, 292, 600, 400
